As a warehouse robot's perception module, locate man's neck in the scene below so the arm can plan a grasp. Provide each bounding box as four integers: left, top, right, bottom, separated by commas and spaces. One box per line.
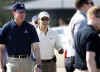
39, 25, 48, 34
14, 19, 23, 26
79, 9, 86, 13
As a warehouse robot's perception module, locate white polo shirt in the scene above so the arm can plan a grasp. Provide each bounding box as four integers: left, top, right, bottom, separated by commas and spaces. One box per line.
36, 28, 62, 60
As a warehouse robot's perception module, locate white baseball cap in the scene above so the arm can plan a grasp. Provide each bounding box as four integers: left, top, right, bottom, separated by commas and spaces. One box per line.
38, 11, 50, 19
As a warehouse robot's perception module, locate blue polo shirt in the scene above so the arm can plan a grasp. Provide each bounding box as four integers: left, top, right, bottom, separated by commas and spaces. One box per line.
0, 20, 39, 56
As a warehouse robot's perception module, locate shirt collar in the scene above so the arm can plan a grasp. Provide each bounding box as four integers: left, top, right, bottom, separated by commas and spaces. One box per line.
37, 27, 50, 35
11, 20, 26, 28
77, 10, 87, 18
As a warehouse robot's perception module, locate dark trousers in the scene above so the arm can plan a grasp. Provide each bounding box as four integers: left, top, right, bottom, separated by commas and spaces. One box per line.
65, 56, 75, 72
41, 61, 56, 72
41, 56, 56, 72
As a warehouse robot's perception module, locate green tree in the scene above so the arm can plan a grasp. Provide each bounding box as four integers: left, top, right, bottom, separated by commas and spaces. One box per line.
0, 0, 34, 27
0, 0, 12, 27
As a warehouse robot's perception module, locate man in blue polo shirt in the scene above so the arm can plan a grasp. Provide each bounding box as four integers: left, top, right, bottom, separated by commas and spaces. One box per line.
0, 2, 41, 72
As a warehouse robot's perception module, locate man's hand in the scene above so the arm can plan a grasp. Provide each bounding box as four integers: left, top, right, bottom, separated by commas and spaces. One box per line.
0, 66, 5, 72
35, 64, 42, 72
35, 67, 41, 72
58, 48, 64, 54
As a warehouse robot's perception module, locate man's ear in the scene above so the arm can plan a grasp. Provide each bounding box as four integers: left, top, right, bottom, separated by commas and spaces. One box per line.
12, 11, 16, 15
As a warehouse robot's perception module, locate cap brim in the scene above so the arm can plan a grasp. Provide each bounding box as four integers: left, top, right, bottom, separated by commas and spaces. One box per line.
16, 9, 26, 12
40, 15, 49, 19
16, 9, 26, 11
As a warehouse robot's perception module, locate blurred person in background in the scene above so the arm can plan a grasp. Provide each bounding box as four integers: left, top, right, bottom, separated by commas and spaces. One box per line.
31, 15, 39, 28
65, 0, 94, 72
74, 6, 100, 72
51, 17, 69, 58
31, 15, 40, 72
0, 2, 41, 72
36, 11, 64, 72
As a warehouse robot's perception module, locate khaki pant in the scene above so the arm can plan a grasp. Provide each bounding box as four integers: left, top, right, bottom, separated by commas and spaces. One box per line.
97, 69, 100, 72
74, 69, 88, 72
6, 57, 36, 72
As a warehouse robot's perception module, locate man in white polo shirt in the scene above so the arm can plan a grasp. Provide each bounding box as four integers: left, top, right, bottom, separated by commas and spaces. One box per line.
36, 11, 64, 72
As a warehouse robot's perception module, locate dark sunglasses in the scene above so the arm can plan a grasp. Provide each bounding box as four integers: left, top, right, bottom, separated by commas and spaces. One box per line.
41, 17, 49, 21
87, 2, 94, 6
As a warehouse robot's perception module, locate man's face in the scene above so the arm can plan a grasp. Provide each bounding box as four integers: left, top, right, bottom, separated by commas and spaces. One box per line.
13, 10, 26, 22
84, 1, 94, 12
87, 1, 94, 10
39, 16, 50, 27
88, 1, 94, 8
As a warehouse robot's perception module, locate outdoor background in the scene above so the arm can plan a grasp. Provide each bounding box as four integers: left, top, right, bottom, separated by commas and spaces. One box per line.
0, 0, 76, 27
0, 0, 99, 27
0, 0, 99, 72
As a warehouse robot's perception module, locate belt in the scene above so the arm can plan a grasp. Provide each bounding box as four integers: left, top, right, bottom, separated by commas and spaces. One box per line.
41, 59, 53, 62
41, 56, 56, 62
8, 55, 29, 58
75, 67, 87, 70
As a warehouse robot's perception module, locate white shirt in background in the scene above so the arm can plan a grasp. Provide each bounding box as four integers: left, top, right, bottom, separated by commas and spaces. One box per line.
52, 25, 75, 57
36, 28, 62, 60
52, 25, 68, 50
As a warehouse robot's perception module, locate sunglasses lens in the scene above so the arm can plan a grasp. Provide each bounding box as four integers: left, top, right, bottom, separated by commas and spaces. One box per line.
90, 2, 94, 6
41, 17, 49, 21
87, 2, 94, 6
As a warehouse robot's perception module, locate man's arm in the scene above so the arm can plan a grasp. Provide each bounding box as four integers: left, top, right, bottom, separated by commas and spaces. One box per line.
86, 51, 97, 72
0, 44, 5, 67
31, 42, 41, 65
0, 44, 5, 72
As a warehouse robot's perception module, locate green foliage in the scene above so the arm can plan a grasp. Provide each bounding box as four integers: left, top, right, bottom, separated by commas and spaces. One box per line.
50, 18, 58, 27
0, 0, 12, 27
0, 0, 32, 27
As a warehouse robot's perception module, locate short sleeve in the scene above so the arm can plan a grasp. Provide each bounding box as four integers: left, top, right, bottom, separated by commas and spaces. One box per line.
0, 24, 8, 44
86, 33, 98, 52
31, 26, 39, 43
73, 19, 87, 36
